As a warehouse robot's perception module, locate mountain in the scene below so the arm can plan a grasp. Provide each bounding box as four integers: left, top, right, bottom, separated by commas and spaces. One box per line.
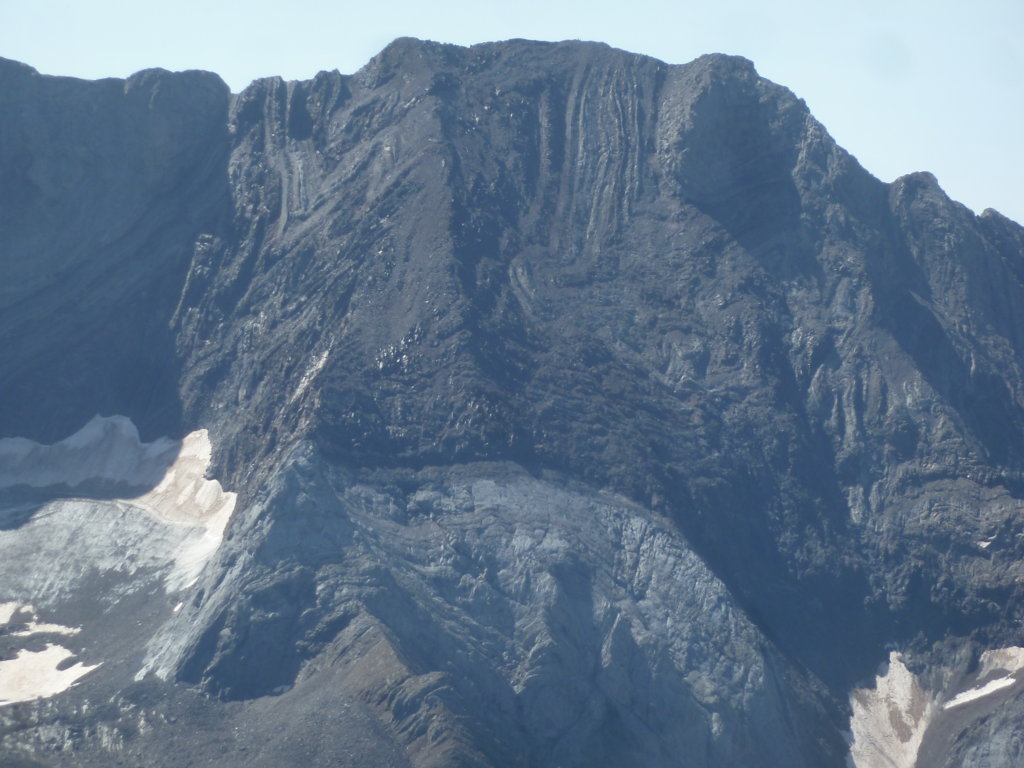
3, 38, 1024, 767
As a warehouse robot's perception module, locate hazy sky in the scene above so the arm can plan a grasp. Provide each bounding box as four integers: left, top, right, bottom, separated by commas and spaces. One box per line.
2, 0, 1021, 223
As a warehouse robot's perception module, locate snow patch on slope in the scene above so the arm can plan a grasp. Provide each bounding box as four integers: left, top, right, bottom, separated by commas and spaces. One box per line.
123, 428, 236, 589
977, 646, 1024, 678
0, 604, 99, 706
0, 416, 235, 590
943, 676, 1017, 710
0, 601, 21, 624
849, 646, 1024, 767
942, 646, 1024, 711
849, 652, 936, 768
0, 645, 100, 706
0, 417, 237, 705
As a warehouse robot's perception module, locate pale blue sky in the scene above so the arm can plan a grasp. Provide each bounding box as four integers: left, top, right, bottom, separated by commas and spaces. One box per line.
2, 0, 1021, 223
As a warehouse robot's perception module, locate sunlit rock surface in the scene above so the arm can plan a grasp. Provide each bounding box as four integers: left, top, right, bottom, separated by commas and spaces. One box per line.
3, 38, 1024, 767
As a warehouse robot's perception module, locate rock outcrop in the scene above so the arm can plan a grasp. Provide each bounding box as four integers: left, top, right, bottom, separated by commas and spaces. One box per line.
2, 39, 1024, 767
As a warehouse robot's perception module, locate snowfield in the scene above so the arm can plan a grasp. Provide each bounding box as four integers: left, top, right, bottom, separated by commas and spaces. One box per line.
0, 603, 98, 705
0, 416, 235, 705
850, 646, 1024, 767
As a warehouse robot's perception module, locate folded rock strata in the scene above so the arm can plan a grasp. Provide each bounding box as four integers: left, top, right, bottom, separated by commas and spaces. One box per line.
2, 38, 1024, 767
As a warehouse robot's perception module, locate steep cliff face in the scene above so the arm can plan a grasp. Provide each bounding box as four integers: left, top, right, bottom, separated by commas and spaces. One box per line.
0, 56, 230, 442
2, 39, 1024, 768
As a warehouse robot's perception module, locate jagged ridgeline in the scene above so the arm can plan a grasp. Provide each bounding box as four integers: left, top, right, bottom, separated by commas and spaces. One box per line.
3, 38, 1024, 768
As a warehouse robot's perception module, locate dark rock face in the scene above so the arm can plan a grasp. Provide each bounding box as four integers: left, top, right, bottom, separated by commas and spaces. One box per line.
2, 39, 1024, 767
0, 57, 230, 442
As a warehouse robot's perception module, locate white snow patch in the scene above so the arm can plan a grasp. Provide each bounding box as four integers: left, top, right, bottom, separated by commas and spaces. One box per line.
978, 646, 1024, 677
943, 676, 1018, 709
0, 604, 78, 637
0, 602, 22, 624
849, 646, 1024, 765
121, 428, 236, 589
0, 644, 100, 706
849, 652, 937, 768
0, 416, 235, 591
977, 540, 992, 549
0, 419, 239, 704
126, 429, 230, 522
11, 621, 80, 637
942, 646, 1024, 710
125, 428, 235, 525
1, 603, 82, 641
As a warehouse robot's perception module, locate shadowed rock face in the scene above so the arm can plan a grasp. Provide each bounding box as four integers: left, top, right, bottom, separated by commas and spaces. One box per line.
2, 38, 1024, 768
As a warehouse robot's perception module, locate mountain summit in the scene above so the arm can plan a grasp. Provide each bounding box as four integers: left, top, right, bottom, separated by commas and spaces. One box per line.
3, 39, 1024, 767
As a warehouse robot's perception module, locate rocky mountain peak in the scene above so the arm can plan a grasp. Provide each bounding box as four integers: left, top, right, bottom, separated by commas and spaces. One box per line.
2, 38, 1024, 768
